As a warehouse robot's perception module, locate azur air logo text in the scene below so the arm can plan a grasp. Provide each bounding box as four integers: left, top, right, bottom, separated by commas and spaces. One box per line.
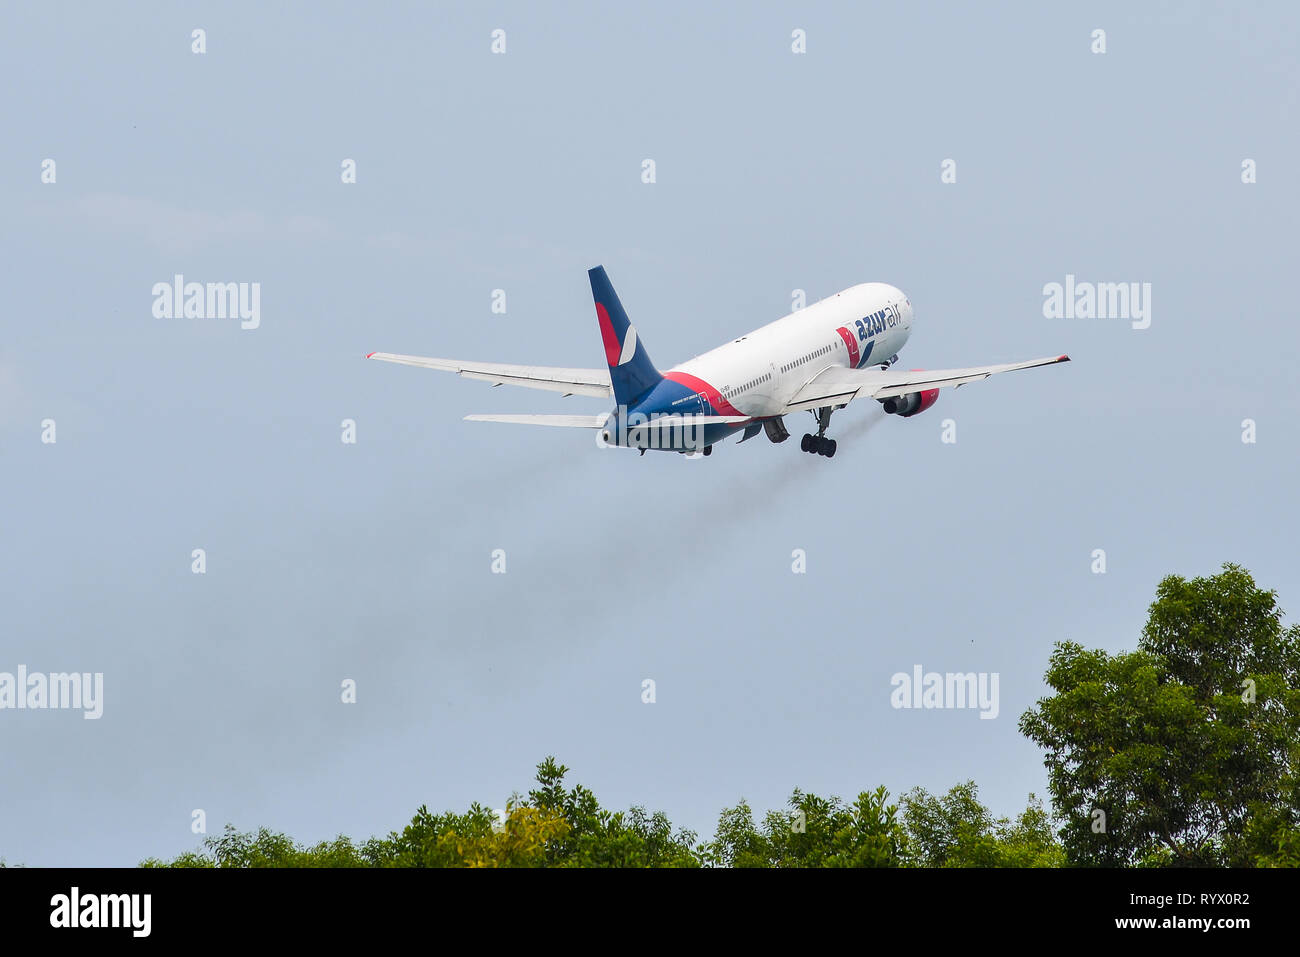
855, 305, 901, 341
836, 305, 898, 369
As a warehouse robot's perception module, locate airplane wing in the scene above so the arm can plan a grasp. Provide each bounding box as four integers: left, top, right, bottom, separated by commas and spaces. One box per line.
781, 355, 1069, 414
367, 352, 612, 398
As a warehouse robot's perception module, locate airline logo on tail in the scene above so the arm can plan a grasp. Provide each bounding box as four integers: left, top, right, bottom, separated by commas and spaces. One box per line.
597, 304, 638, 367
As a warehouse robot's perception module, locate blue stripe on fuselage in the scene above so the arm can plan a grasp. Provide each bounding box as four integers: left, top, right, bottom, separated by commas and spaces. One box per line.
631, 377, 708, 417
606, 377, 746, 451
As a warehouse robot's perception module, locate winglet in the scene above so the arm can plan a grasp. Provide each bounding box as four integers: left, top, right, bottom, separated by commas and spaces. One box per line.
366, 352, 375, 359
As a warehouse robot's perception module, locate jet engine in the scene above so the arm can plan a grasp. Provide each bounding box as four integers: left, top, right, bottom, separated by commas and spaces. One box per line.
881, 387, 939, 417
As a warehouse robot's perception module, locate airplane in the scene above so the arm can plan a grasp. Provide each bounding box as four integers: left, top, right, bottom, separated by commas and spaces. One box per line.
367, 266, 1069, 459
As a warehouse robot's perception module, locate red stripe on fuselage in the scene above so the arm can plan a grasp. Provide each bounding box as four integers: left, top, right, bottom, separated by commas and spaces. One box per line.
835, 326, 859, 368
662, 371, 745, 417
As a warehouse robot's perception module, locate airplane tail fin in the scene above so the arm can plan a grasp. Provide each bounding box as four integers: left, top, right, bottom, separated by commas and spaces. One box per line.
589, 266, 661, 406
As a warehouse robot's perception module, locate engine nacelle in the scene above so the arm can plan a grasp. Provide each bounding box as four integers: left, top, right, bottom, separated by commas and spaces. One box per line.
881, 387, 939, 417
763, 417, 790, 443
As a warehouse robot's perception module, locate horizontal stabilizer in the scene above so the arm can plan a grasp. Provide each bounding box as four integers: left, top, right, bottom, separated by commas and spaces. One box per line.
368, 352, 611, 398
464, 413, 611, 428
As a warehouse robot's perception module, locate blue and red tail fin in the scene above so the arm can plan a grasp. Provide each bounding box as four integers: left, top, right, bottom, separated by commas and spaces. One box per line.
589, 265, 661, 406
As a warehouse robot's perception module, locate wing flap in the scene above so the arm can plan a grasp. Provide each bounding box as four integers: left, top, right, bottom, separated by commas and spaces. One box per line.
780, 355, 1069, 413
782, 366, 877, 413
867, 355, 1070, 399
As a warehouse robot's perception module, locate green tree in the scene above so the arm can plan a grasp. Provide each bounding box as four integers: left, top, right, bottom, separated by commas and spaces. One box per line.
705, 786, 907, 867
705, 799, 772, 868
377, 803, 499, 867
902, 783, 1000, 866
1019, 563, 1300, 866
141, 825, 373, 868
997, 794, 1069, 868
426, 803, 571, 868
141, 758, 700, 868
901, 783, 1064, 867
526, 757, 701, 867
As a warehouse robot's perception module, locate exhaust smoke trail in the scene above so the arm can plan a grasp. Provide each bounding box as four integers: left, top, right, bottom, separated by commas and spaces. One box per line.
838, 405, 888, 442
328, 405, 894, 725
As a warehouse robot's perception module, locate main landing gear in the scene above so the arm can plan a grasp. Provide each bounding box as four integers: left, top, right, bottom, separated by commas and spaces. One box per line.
801, 433, 835, 456
800, 406, 837, 458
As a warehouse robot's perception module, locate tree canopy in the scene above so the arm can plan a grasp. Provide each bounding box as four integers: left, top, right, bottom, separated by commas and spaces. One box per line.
1019, 563, 1300, 866
142, 761, 1054, 869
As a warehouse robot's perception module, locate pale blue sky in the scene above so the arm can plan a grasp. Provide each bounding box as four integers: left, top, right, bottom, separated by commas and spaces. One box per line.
2, 1, 1298, 865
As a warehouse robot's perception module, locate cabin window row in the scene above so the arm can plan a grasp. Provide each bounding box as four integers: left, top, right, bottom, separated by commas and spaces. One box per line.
781, 342, 835, 374
723, 372, 771, 399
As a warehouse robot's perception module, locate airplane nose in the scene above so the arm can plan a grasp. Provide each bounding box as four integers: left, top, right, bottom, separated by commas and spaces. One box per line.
899, 290, 913, 323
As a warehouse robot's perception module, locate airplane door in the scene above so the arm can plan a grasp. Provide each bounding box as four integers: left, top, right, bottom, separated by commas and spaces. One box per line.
697, 392, 709, 414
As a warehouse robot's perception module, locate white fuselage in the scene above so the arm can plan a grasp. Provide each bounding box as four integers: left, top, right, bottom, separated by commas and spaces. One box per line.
667, 283, 914, 416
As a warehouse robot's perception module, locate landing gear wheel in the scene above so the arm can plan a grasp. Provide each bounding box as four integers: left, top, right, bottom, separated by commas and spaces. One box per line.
703, 445, 712, 457
803, 407, 836, 457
